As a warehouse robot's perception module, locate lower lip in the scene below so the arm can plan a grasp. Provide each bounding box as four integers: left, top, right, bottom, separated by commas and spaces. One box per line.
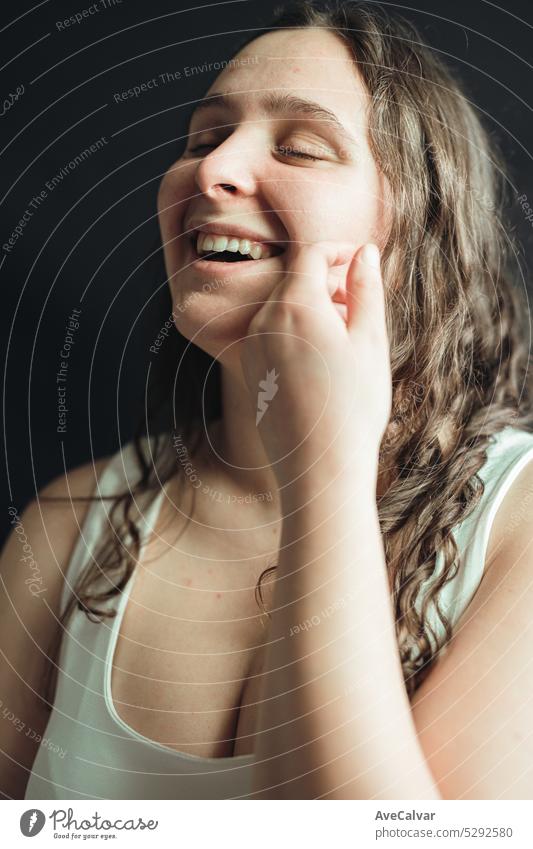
187, 241, 284, 276
183, 242, 347, 317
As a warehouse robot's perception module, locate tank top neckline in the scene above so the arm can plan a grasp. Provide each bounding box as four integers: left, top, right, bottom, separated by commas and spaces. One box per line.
102, 475, 255, 764
102, 425, 533, 764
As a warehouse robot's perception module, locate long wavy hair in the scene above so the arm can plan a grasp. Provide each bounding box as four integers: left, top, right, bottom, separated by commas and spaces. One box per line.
43, 0, 533, 706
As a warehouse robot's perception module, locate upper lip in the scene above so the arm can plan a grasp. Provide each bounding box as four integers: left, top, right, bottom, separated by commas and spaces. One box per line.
185, 219, 286, 248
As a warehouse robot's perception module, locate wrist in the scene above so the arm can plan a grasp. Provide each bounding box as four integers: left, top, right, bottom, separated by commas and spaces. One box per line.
280, 453, 379, 512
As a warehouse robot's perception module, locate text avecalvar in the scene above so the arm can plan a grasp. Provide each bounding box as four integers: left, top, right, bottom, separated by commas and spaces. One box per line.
375, 810, 436, 821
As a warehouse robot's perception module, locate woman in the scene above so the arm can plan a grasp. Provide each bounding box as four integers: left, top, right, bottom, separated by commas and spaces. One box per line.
2, 1, 533, 800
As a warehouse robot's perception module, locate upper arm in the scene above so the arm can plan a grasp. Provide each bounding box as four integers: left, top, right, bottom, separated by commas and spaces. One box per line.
0, 456, 109, 799
410, 457, 533, 800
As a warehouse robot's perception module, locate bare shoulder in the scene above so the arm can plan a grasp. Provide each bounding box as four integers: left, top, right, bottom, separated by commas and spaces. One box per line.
484, 450, 533, 569
3, 454, 113, 602
410, 453, 533, 799
0, 453, 111, 798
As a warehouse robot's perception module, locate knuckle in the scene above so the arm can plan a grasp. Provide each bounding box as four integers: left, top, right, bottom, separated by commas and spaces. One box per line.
270, 298, 302, 324
248, 310, 264, 329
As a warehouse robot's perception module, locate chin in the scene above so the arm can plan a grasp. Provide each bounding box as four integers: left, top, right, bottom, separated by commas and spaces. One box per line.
171, 291, 262, 364
165, 241, 286, 361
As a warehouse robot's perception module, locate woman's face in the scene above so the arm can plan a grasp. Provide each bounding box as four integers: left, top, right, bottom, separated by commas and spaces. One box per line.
157, 27, 390, 363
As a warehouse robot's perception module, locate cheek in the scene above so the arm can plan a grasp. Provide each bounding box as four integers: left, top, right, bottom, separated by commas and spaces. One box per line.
273, 173, 382, 245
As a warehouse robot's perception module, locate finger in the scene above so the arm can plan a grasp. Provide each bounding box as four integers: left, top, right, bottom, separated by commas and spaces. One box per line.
268, 241, 357, 306
345, 243, 387, 339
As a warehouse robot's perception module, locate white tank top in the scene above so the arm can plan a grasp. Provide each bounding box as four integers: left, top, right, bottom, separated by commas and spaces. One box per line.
25, 425, 533, 800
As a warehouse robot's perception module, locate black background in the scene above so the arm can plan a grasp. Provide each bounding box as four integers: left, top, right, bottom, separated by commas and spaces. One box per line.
1, 0, 532, 540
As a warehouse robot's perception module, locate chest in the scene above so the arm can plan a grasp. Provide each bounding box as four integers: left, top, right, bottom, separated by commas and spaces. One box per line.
109, 520, 277, 759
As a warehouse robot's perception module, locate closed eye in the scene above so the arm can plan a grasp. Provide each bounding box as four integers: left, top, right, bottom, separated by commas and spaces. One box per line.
187, 143, 323, 161
274, 144, 319, 161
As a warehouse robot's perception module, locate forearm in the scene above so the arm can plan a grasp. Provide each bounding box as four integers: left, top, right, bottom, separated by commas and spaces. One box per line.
251, 463, 441, 799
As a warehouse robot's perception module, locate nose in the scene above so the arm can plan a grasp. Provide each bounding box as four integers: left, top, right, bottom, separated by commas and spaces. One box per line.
194, 134, 257, 200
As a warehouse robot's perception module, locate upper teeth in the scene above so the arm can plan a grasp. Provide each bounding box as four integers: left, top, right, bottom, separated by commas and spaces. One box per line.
196, 232, 275, 260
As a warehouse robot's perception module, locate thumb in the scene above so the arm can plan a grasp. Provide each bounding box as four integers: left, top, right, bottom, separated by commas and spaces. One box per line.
345, 243, 387, 340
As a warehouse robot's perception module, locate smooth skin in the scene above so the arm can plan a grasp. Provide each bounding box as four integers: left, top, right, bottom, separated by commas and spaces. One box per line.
239, 237, 439, 798
240, 240, 392, 490
157, 25, 533, 798
2, 25, 533, 800
0, 459, 109, 798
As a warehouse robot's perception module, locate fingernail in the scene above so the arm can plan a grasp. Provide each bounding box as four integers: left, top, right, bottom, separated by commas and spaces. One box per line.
361, 243, 380, 269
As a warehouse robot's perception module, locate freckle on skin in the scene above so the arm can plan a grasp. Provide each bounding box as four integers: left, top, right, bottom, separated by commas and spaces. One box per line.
216, 592, 222, 599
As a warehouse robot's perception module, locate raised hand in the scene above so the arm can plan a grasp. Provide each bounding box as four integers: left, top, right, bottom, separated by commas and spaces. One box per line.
239, 241, 392, 490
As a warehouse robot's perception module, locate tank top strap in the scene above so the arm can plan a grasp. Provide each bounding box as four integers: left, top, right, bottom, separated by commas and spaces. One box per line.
452, 425, 533, 590
58, 437, 150, 618
411, 425, 533, 660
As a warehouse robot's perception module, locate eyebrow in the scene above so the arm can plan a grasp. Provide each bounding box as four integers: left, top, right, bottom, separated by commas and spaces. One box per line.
189, 90, 359, 148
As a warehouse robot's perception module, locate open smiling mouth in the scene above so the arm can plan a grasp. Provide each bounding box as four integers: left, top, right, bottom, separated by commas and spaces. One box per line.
189, 232, 286, 264
186, 230, 347, 313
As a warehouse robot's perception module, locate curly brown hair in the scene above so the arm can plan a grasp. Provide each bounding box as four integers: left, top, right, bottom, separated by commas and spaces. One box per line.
43, 0, 533, 707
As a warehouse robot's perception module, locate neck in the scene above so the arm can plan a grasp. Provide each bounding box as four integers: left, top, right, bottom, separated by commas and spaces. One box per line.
206, 363, 281, 506
200, 362, 390, 506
